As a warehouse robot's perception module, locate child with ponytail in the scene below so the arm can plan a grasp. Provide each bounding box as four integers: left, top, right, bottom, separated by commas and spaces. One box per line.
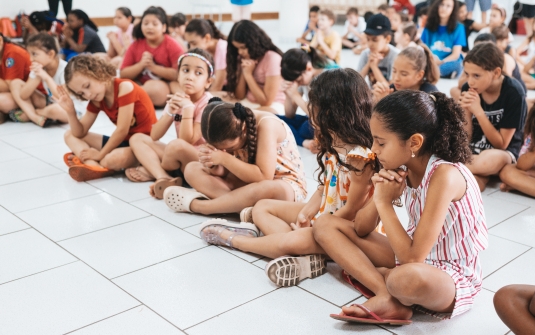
162, 97, 307, 215
198, 68, 378, 288
459, 42, 527, 191
184, 19, 228, 92
279, 45, 339, 153
61, 9, 106, 61
373, 44, 439, 102
58, 55, 157, 182
394, 22, 419, 50
315, 90, 487, 325
107, 7, 134, 68
127, 49, 214, 199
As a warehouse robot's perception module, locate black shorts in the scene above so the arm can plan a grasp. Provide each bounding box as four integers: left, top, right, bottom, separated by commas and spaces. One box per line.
102, 135, 130, 148
522, 3, 535, 18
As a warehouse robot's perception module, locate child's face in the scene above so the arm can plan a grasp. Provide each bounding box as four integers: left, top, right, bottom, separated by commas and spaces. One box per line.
213, 136, 246, 154
489, 9, 504, 28
309, 11, 319, 24
178, 56, 213, 95
67, 73, 107, 101
184, 32, 210, 50
295, 62, 315, 86
389, 13, 401, 31
370, 114, 411, 170
27, 46, 55, 66
394, 28, 407, 46
458, 5, 467, 21
141, 14, 166, 41
113, 10, 130, 29
386, 7, 396, 18
169, 25, 186, 38
496, 38, 508, 51
347, 14, 359, 26
464, 62, 497, 94
367, 34, 389, 53
317, 14, 333, 30
392, 56, 424, 90
438, 0, 455, 21
67, 14, 83, 29
232, 41, 250, 59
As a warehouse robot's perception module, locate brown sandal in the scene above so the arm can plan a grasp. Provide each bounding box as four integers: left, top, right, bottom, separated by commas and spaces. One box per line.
152, 177, 183, 199
125, 166, 153, 183
68, 164, 115, 182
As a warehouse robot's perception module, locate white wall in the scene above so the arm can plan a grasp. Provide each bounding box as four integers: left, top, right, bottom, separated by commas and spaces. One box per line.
1, 0, 280, 19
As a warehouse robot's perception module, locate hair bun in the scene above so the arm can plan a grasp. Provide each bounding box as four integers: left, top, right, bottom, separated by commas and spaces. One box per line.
208, 97, 223, 104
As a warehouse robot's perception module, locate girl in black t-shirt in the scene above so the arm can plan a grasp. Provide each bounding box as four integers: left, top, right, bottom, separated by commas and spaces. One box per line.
373, 44, 439, 103
459, 42, 526, 191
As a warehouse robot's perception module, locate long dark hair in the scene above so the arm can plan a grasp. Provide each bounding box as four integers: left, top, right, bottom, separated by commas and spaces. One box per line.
281, 46, 330, 82
133, 6, 168, 40
201, 97, 257, 164
186, 19, 226, 40
226, 20, 283, 94
374, 91, 471, 163
308, 68, 377, 183
117, 7, 134, 23
425, 0, 459, 33
69, 9, 98, 32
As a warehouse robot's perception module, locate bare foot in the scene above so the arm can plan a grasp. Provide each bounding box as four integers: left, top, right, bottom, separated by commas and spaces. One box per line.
340, 294, 413, 321
500, 182, 514, 192
125, 166, 154, 182
303, 139, 320, 154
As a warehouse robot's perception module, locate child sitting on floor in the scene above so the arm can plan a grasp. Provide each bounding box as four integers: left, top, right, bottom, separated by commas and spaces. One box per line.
315, 90, 488, 325
162, 98, 307, 215
310, 9, 342, 64
342, 7, 367, 50
197, 69, 379, 288
126, 49, 214, 199
59, 55, 157, 182
459, 43, 527, 191
296, 6, 320, 45
169, 13, 188, 51
106, 7, 134, 69
279, 45, 339, 153
60, 9, 106, 61
499, 106, 535, 197
494, 285, 535, 334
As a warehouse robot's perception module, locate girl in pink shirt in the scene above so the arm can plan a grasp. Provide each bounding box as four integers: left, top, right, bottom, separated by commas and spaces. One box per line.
127, 49, 214, 199
120, 6, 184, 107
185, 19, 228, 92
107, 7, 134, 69
225, 20, 286, 115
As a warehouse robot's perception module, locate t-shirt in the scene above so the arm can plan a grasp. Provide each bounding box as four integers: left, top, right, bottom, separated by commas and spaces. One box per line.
512, 61, 527, 94
343, 18, 366, 40
0, 43, 31, 81
462, 19, 475, 52
311, 30, 342, 64
214, 39, 228, 71
246, 50, 285, 105
72, 25, 106, 54
121, 35, 184, 84
303, 20, 317, 40
421, 23, 466, 60
163, 91, 213, 146
29, 59, 67, 94
357, 44, 400, 82
461, 76, 526, 159
116, 24, 134, 47
87, 78, 157, 141
390, 81, 438, 93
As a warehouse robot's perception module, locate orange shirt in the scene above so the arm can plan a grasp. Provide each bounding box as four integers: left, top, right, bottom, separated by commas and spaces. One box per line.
0, 43, 31, 81
87, 78, 157, 140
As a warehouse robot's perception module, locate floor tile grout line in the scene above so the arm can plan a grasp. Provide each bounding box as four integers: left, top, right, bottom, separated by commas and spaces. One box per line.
487, 192, 535, 208
0, 227, 32, 237
0, 156, 32, 164
483, 247, 533, 281
488, 206, 532, 228
0, 171, 64, 188
487, 232, 535, 249
62, 304, 143, 335
12, 189, 104, 215
0, 260, 79, 287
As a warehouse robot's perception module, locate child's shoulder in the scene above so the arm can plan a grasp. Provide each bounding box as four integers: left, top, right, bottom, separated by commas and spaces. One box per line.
503, 76, 526, 97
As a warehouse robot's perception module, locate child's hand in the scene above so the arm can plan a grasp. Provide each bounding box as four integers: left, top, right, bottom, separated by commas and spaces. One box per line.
241, 59, 257, 76
372, 169, 407, 205
30, 62, 47, 79
54, 86, 76, 115
106, 31, 117, 41
166, 92, 192, 113
207, 164, 226, 177
21, 16, 31, 29
373, 81, 393, 101
141, 51, 154, 68
459, 89, 481, 115
281, 80, 299, 97
290, 211, 312, 230
308, 21, 317, 31
63, 25, 73, 38
122, 34, 132, 47
80, 148, 102, 162
368, 52, 383, 68
198, 144, 228, 167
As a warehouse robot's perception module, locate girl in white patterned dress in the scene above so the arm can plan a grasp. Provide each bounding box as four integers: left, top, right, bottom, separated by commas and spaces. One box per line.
315, 90, 488, 325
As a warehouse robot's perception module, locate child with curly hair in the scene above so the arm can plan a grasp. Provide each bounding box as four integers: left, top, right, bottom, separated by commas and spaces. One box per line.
58, 55, 157, 182
223, 20, 286, 115
317, 90, 487, 325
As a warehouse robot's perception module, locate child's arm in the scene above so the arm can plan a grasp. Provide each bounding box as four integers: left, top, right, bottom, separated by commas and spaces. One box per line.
106, 32, 121, 58
517, 151, 535, 171
31, 63, 61, 98
523, 57, 535, 75
63, 37, 88, 53
438, 46, 462, 64
233, 68, 248, 100
120, 50, 149, 80
19, 77, 41, 100
292, 186, 324, 229
283, 81, 309, 116
56, 86, 97, 138
357, 52, 371, 78
368, 54, 389, 84
168, 94, 203, 144
242, 60, 282, 106
211, 69, 227, 92
149, 108, 174, 141
309, 34, 319, 48
353, 198, 380, 237
145, 62, 178, 82
333, 162, 375, 221
374, 165, 466, 264
316, 32, 341, 61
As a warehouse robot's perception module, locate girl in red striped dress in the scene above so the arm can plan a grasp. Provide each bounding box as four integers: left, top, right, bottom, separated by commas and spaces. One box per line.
315, 90, 488, 325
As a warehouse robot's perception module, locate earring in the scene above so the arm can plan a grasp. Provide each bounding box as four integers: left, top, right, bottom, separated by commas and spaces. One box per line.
411, 151, 415, 158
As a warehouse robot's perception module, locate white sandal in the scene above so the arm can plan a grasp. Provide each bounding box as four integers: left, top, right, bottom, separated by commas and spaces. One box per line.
239, 207, 254, 223
163, 186, 209, 213
265, 255, 327, 287
199, 218, 259, 248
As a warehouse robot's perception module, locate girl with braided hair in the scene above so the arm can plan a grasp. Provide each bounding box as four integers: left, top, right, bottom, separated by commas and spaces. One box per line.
162, 97, 307, 217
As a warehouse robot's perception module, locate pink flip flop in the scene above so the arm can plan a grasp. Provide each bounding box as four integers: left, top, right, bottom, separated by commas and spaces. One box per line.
330, 304, 412, 326
341, 270, 375, 299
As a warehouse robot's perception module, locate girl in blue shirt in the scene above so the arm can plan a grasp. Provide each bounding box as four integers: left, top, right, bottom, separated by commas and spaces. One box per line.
421, 0, 466, 78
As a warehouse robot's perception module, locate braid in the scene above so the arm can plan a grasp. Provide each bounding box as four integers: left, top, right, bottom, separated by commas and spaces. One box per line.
241, 105, 258, 164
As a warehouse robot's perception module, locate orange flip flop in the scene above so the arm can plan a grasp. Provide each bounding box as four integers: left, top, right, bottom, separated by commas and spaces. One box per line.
330, 304, 412, 326
68, 164, 115, 182
63, 152, 79, 167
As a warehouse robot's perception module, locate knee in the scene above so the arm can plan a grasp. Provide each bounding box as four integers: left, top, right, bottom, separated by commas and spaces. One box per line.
64, 129, 73, 142
499, 164, 516, 183
312, 215, 332, 243
165, 139, 188, 155
252, 199, 273, 221
386, 264, 426, 301
129, 133, 149, 147
100, 150, 131, 170
184, 161, 203, 181
9, 79, 23, 90
494, 285, 520, 316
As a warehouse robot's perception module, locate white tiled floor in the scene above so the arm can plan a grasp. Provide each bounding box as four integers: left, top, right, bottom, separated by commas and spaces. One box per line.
1, 19, 534, 335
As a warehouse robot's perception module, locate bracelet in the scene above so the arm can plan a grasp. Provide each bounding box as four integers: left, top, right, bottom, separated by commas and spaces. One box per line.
165, 109, 174, 117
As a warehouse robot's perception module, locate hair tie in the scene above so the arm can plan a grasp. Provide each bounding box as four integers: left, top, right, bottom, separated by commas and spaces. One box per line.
301, 44, 311, 53
178, 52, 214, 77
233, 103, 247, 120
429, 94, 436, 102
208, 96, 223, 104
